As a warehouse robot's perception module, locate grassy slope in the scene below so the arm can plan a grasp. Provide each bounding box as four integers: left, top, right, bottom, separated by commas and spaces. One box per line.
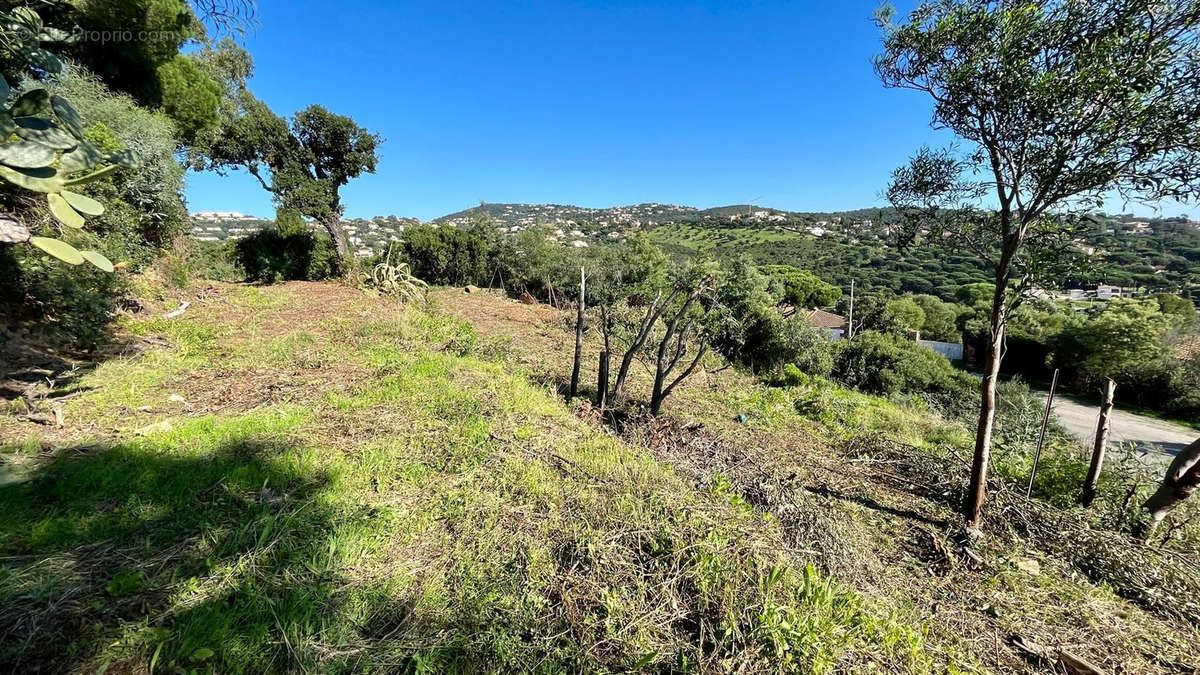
2, 281, 1198, 673
1, 282, 937, 673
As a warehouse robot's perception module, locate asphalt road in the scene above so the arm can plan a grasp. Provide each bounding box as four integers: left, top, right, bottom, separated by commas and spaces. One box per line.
1048, 395, 1196, 465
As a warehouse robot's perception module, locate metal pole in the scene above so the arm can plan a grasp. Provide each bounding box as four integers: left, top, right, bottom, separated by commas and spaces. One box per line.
1026, 368, 1060, 497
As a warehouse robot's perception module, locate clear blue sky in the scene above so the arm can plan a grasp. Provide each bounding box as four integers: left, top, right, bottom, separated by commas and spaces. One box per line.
185, 0, 1186, 221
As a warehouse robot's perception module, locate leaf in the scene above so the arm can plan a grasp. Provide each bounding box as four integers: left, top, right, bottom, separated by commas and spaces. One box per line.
12, 116, 50, 131
30, 236, 83, 264
61, 190, 103, 215
58, 141, 104, 172
25, 47, 62, 74
48, 193, 84, 228
63, 164, 118, 186
50, 95, 84, 139
0, 164, 63, 192
38, 27, 72, 42
80, 250, 114, 272
10, 88, 49, 117
11, 7, 42, 33
15, 120, 77, 150
0, 140, 56, 168
107, 149, 138, 169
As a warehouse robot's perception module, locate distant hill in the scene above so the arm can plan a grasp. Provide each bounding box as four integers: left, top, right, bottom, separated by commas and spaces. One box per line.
432, 202, 800, 228
188, 202, 1200, 298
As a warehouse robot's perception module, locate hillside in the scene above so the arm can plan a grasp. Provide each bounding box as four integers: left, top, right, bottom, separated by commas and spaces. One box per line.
3, 281, 1200, 672
190, 203, 1200, 299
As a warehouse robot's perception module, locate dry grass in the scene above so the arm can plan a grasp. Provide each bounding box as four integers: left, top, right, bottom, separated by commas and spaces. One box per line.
1, 281, 941, 673
437, 288, 1200, 674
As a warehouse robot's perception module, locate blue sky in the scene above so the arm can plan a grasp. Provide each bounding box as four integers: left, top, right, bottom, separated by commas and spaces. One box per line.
185, 0, 1187, 221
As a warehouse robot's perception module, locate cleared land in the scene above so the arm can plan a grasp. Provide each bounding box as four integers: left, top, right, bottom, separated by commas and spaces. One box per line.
2, 281, 1198, 672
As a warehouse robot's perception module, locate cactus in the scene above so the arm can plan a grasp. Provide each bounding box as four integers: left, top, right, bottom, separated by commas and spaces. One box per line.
0, 6, 136, 271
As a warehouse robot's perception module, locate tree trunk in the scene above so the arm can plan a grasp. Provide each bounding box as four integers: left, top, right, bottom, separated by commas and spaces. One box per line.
612, 290, 671, 403
963, 272, 1009, 528
1140, 437, 1200, 537
649, 288, 704, 416
322, 214, 351, 260
1081, 378, 1116, 507
569, 268, 585, 399
597, 306, 611, 409
650, 355, 668, 416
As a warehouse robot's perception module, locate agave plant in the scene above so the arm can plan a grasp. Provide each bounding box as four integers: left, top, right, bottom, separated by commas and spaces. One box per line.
369, 244, 428, 302
0, 6, 135, 271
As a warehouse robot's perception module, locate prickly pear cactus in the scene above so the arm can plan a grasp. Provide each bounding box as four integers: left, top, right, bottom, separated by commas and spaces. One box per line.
0, 6, 136, 271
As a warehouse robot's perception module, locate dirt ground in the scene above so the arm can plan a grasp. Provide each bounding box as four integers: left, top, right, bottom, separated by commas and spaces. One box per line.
4, 282, 1198, 672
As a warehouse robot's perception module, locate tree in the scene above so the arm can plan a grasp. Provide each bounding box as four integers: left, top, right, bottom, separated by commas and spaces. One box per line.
886, 296, 926, 336
1065, 299, 1169, 383
48, 0, 229, 144
649, 266, 716, 415
193, 97, 379, 259
878, 0, 1200, 529
911, 294, 961, 342
760, 265, 842, 308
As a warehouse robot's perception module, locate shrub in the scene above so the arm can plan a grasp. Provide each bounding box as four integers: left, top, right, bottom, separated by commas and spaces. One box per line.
400, 224, 489, 286
51, 65, 190, 252
832, 331, 976, 417
235, 227, 342, 283
1, 64, 187, 347
0, 243, 125, 349
779, 317, 834, 377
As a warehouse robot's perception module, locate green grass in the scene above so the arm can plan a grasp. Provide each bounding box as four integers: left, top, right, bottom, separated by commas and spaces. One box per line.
0, 288, 943, 673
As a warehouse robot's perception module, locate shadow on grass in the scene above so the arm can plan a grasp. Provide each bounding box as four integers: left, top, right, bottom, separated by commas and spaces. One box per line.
0, 435, 348, 672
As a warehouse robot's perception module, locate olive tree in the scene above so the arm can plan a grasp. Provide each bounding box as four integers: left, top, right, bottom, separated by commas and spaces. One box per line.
877, 0, 1200, 529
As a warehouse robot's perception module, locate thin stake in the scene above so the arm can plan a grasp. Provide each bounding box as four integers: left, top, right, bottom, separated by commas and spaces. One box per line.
1026, 368, 1060, 497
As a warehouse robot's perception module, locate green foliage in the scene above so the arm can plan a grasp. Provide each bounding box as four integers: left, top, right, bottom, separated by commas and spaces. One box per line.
51, 67, 188, 251
368, 245, 428, 302
398, 224, 489, 287
0, 73, 123, 269
910, 294, 961, 341
234, 226, 342, 284
0, 242, 126, 348
1156, 293, 1197, 328
193, 95, 380, 257
50, 0, 221, 140
155, 54, 221, 143
1056, 299, 1169, 381
885, 296, 925, 334
779, 318, 835, 378
832, 331, 976, 418
760, 264, 841, 308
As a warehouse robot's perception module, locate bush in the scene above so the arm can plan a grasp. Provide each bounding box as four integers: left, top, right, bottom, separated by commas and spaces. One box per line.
832, 331, 977, 417
235, 228, 342, 283
51, 65, 190, 253
1, 64, 188, 347
0, 244, 125, 349
778, 318, 834, 377
400, 225, 489, 286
